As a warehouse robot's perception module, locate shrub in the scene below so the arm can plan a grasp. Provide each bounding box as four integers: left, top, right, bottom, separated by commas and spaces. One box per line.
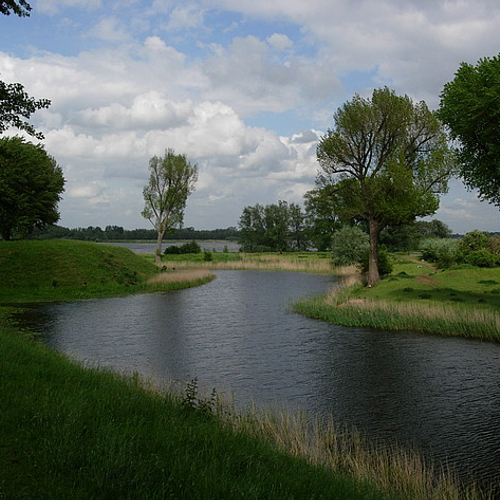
419, 238, 458, 268
203, 251, 213, 262
464, 249, 498, 268
164, 241, 201, 255
331, 226, 369, 266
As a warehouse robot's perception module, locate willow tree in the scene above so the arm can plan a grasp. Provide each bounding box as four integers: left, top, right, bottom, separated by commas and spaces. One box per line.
142, 149, 198, 264
317, 87, 455, 285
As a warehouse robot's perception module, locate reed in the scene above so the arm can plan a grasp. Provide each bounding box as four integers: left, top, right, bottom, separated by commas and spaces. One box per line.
178, 379, 492, 500
297, 290, 500, 341
147, 269, 214, 289
162, 252, 335, 274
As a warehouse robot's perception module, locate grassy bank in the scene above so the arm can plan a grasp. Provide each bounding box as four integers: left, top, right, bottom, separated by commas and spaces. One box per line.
0, 239, 214, 303
158, 251, 334, 274
0, 242, 493, 498
295, 255, 500, 342
0, 325, 401, 500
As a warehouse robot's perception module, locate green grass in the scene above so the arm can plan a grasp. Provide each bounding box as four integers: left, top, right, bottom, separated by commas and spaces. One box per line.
295, 255, 500, 342
0, 326, 401, 500
0, 239, 213, 303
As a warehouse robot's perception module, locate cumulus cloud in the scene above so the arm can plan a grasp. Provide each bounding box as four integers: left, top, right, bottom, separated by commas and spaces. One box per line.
4, 0, 500, 232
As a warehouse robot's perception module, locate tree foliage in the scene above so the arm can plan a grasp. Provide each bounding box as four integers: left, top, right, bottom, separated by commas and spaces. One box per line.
142, 148, 198, 263
0, 136, 65, 240
439, 54, 500, 208
317, 87, 455, 284
238, 201, 308, 252
0, 0, 31, 16
1, 1, 50, 139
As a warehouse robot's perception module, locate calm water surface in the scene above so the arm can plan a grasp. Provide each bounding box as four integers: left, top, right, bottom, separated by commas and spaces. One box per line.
28, 270, 500, 490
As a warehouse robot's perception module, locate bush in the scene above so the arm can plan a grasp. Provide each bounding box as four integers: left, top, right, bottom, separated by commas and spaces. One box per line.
464, 249, 498, 268
203, 251, 213, 262
419, 238, 459, 268
164, 241, 202, 255
331, 226, 369, 266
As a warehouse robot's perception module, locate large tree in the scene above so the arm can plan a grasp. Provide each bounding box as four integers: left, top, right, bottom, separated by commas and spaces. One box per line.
317, 87, 455, 285
439, 54, 500, 208
1, 0, 50, 139
142, 148, 198, 264
0, 136, 65, 240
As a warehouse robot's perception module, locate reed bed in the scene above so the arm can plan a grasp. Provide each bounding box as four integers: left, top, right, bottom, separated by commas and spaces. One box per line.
148, 269, 214, 285
178, 380, 492, 500
297, 282, 500, 342
162, 252, 335, 274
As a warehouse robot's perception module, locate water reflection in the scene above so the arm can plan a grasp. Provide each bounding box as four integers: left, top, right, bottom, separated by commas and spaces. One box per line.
26, 270, 500, 489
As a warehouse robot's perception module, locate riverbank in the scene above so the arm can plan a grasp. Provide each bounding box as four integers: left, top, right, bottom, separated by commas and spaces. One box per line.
1, 322, 490, 500
0, 241, 493, 498
295, 254, 500, 342
0, 239, 214, 304
159, 250, 334, 274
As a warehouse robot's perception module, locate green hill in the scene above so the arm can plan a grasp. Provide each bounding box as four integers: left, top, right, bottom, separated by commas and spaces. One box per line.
0, 239, 160, 302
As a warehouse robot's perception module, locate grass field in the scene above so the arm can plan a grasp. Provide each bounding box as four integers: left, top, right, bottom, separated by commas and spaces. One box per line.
0, 241, 495, 498
0, 239, 214, 303
295, 254, 500, 342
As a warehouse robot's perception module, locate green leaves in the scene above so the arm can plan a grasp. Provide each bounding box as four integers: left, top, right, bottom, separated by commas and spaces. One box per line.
439, 53, 500, 207
0, 136, 65, 240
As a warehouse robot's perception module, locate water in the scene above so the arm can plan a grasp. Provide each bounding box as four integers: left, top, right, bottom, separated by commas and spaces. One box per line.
101, 240, 240, 254
24, 270, 500, 490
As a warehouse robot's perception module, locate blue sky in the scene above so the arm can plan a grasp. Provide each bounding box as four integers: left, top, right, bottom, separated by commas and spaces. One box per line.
2, 0, 500, 233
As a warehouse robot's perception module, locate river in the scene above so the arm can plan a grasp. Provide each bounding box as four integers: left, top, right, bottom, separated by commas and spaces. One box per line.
22, 268, 500, 491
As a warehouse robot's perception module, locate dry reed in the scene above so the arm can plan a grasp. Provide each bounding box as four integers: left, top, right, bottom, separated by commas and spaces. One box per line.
148, 269, 214, 285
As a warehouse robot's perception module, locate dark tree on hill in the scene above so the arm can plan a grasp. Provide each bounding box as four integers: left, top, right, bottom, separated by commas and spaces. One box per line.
317, 87, 455, 285
0, 136, 65, 240
439, 54, 500, 209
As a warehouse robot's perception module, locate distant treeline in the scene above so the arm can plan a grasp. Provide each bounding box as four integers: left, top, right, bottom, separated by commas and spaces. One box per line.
28, 225, 240, 242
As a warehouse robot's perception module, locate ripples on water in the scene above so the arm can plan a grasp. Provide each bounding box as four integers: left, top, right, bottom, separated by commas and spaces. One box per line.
27, 270, 500, 489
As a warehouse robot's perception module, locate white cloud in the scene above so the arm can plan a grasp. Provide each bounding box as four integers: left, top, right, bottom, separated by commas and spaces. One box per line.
4, 0, 500, 232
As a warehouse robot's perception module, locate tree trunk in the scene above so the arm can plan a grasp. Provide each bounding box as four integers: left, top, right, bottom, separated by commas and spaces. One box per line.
367, 218, 380, 286
155, 230, 165, 265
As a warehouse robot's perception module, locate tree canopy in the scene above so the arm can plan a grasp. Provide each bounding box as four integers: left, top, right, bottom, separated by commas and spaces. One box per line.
0, 0, 31, 16
1, 0, 50, 139
0, 136, 65, 240
316, 87, 455, 285
238, 201, 308, 252
142, 148, 198, 263
439, 54, 500, 208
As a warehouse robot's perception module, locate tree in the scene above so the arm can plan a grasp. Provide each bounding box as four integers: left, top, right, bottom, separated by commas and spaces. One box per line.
1, 0, 50, 139
439, 54, 500, 208
304, 185, 342, 251
0, 0, 31, 16
0, 136, 64, 240
317, 87, 455, 285
142, 148, 198, 264
238, 201, 307, 252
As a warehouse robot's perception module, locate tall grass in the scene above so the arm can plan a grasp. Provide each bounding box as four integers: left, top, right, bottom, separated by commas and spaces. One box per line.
172, 379, 492, 500
162, 252, 335, 274
147, 269, 214, 290
0, 327, 401, 500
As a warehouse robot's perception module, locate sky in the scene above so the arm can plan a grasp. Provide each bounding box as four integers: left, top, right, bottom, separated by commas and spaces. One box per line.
1, 0, 500, 234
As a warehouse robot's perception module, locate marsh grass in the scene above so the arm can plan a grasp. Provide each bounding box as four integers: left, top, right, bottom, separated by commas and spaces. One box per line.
147, 269, 214, 289
176, 379, 491, 500
296, 256, 500, 342
0, 328, 401, 500
160, 251, 335, 274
